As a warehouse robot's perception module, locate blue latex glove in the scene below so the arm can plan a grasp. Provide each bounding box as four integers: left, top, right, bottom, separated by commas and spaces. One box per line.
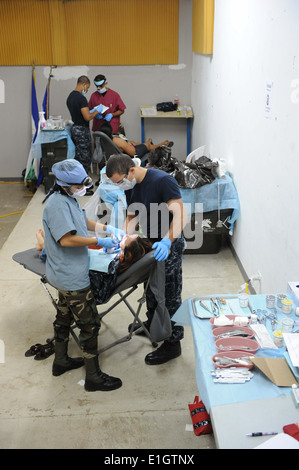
103, 244, 120, 254
96, 237, 118, 249
104, 113, 113, 122
95, 104, 104, 114
95, 113, 103, 119
105, 224, 126, 241
152, 237, 171, 261
90, 104, 104, 114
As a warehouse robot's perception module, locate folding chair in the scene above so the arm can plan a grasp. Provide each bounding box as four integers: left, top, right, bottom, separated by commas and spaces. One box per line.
93, 131, 149, 166
12, 249, 159, 355
93, 131, 122, 165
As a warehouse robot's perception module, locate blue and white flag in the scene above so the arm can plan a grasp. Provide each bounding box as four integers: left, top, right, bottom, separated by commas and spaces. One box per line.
25, 68, 40, 182
31, 69, 39, 143
37, 69, 54, 185
42, 69, 54, 119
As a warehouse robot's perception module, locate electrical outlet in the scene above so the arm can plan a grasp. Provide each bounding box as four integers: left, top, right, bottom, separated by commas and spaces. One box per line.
250, 271, 262, 282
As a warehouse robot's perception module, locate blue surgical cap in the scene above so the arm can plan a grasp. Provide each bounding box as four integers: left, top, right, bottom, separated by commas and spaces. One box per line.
52, 159, 88, 186
94, 79, 106, 86
94, 75, 106, 87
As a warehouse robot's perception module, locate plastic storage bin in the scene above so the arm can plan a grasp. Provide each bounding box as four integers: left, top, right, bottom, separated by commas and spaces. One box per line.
41, 139, 68, 192
184, 208, 233, 254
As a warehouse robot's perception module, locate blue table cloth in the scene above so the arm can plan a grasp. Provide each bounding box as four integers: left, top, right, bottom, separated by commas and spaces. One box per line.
180, 173, 240, 233
173, 294, 299, 412
95, 170, 240, 235
31, 125, 75, 160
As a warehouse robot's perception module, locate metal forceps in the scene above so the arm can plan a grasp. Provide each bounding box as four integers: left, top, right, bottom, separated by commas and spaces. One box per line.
210, 298, 219, 315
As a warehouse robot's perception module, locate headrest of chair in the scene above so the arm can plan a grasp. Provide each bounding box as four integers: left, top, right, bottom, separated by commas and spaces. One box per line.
93, 131, 122, 156
114, 251, 156, 292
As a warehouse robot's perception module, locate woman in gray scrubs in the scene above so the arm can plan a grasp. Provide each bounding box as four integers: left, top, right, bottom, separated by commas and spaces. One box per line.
43, 159, 123, 392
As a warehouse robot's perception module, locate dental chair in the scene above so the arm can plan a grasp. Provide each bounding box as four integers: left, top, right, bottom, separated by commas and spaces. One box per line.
93, 131, 122, 168
12, 248, 170, 356
93, 131, 149, 167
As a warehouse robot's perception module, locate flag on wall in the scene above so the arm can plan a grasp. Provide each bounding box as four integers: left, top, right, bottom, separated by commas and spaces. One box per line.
31, 69, 39, 143
25, 66, 55, 187
24, 67, 40, 183
42, 68, 54, 119
42, 82, 49, 119
37, 67, 54, 186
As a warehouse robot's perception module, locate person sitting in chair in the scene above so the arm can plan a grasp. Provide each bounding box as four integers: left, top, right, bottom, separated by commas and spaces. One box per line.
36, 229, 152, 275
36, 228, 153, 305
99, 122, 173, 160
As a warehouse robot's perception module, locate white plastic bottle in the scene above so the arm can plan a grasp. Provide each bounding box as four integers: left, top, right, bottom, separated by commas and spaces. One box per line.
39, 111, 46, 130
174, 94, 179, 106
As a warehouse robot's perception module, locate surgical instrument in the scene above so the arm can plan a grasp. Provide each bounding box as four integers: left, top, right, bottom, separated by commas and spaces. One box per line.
214, 356, 254, 366
210, 298, 219, 315
199, 300, 213, 314
215, 329, 252, 338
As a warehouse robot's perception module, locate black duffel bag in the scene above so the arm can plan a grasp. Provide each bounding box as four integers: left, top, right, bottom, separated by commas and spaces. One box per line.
156, 101, 178, 112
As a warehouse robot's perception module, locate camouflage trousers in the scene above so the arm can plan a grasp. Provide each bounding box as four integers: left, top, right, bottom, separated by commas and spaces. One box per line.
70, 125, 92, 174
53, 286, 101, 359
146, 235, 185, 343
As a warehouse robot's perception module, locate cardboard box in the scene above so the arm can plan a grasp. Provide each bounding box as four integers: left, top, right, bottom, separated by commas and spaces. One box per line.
287, 281, 299, 307
251, 357, 299, 387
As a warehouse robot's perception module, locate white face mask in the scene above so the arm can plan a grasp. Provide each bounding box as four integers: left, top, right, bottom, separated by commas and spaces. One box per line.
69, 187, 87, 198
117, 178, 137, 191
82, 87, 87, 96
98, 86, 107, 94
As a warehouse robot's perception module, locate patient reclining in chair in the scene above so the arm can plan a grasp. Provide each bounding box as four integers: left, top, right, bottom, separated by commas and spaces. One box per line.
36, 229, 153, 304
99, 122, 173, 159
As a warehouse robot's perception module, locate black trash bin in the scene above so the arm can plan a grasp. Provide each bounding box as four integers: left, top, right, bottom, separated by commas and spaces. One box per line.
184, 208, 233, 254
41, 139, 68, 192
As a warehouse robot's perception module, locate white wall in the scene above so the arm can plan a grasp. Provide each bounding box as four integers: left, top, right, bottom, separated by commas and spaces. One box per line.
0, 0, 192, 179
191, 0, 299, 293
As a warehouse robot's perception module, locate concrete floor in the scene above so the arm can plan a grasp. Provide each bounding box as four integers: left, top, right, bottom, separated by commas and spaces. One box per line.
0, 181, 245, 450
0, 181, 33, 250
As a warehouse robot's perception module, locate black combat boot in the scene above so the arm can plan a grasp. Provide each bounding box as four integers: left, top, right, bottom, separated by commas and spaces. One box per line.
84, 356, 122, 392
145, 340, 181, 365
127, 320, 151, 336
52, 340, 84, 376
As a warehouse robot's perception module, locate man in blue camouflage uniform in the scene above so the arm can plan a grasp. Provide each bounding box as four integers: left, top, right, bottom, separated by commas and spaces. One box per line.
66, 76, 103, 191
70, 125, 92, 174
145, 235, 185, 345
106, 154, 187, 365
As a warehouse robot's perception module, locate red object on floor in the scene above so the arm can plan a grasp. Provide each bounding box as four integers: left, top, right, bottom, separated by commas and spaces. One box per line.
188, 396, 213, 436
283, 423, 299, 441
